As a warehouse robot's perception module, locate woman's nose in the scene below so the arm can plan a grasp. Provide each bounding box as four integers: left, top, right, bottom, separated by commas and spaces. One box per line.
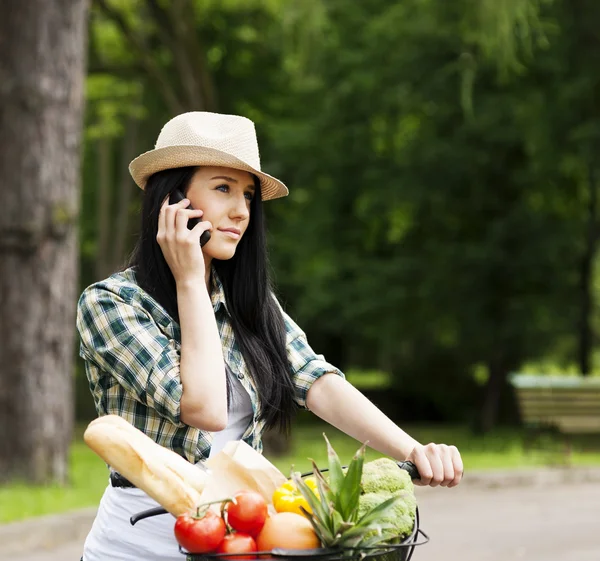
231, 194, 250, 219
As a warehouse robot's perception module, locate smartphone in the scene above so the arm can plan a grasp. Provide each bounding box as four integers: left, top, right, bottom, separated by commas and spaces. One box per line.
168, 189, 211, 247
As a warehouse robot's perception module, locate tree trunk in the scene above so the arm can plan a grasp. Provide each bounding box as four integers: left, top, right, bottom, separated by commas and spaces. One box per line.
577, 160, 598, 376
0, 0, 90, 483
479, 356, 507, 433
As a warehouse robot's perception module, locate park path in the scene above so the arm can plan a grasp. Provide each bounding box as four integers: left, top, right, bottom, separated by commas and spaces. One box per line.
7, 479, 600, 561
414, 481, 599, 561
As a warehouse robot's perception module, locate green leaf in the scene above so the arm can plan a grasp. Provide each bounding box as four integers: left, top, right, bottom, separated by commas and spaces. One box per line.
341, 521, 396, 544
337, 441, 366, 521
323, 433, 345, 497
331, 509, 350, 538
291, 471, 329, 524
330, 509, 342, 537
357, 531, 391, 548
292, 469, 339, 541
310, 459, 334, 505
354, 495, 405, 529
300, 506, 334, 545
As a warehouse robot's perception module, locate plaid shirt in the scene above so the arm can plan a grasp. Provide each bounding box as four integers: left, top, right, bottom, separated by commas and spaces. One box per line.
76, 267, 344, 463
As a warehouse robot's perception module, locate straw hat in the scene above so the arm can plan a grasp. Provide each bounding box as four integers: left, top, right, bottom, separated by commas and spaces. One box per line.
129, 111, 288, 201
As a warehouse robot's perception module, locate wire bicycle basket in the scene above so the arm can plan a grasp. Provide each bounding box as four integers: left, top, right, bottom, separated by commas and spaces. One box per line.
130, 461, 430, 561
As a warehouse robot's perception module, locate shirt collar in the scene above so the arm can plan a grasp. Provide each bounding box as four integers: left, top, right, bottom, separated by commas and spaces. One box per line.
210, 267, 229, 315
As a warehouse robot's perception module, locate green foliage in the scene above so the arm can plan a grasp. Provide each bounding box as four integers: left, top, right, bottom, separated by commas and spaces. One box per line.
77, 0, 600, 428
465, 0, 555, 79
86, 74, 145, 139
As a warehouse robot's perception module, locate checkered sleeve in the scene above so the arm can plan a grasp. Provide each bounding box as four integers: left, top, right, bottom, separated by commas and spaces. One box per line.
275, 297, 345, 409
76, 284, 183, 425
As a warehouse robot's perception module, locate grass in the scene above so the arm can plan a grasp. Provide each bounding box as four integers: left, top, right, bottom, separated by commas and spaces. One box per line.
1, 421, 599, 525
272, 421, 600, 474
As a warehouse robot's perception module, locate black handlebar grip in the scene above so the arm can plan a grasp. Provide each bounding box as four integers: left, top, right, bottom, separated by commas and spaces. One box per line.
397, 460, 421, 480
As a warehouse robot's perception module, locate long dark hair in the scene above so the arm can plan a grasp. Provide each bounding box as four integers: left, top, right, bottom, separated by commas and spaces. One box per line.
126, 166, 297, 432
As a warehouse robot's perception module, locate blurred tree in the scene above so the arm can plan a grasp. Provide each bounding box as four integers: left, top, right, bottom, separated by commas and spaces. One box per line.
266, 0, 591, 431
82, 0, 285, 284
556, 0, 600, 377
93, 0, 218, 113
0, 0, 90, 483
74, 0, 600, 435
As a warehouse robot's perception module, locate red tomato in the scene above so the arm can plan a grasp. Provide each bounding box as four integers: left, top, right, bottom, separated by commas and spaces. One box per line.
216, 532, 258, 560
226, 490, 268, 537
174, 510, 226, 553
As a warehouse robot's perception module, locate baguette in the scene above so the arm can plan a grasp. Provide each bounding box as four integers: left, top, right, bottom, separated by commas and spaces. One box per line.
84, 415, 209, 516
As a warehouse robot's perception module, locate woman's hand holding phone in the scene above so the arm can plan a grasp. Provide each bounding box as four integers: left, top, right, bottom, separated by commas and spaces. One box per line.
157, 196, 212, 286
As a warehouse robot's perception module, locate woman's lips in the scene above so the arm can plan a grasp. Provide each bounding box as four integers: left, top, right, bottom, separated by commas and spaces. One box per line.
218, 228, 241, 240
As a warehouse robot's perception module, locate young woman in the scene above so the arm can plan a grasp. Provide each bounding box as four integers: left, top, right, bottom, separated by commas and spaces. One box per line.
76, 112, 463, 561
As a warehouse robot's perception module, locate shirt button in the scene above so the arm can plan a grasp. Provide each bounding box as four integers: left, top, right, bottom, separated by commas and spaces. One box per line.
237, 372, 244, 380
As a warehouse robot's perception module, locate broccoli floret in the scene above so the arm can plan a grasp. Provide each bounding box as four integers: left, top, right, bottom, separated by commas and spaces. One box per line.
357, 491, 388, 518
357, 491, 416, 541
361, 458, 414, 494
357, 458, 417, 542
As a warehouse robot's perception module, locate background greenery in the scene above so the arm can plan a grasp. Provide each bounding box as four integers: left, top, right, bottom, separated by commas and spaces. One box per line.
78, 0, 600, 432
6, 0, 600, 524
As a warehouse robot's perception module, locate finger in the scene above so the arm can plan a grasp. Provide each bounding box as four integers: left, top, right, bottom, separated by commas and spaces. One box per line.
438, 445, 455, 487
164, 198, 190, 238
425, 444, 445, 487
167, 194, 191, 207
157, 196, 171, 244
191, 220, 213, 240
447, 446, 464, 488
410, 447, 432, 486
175, 208, 204, 237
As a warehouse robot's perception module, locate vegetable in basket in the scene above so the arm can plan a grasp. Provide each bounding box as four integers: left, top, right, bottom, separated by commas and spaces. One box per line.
216, 533, 257, 559
174, 508, 226, 554
256, 512, 321, 551
224, 490, 268, 537
291, 435, 417, 549
358, 458, 417, 542
272, 477, 318, 515
174, 490, 268, 554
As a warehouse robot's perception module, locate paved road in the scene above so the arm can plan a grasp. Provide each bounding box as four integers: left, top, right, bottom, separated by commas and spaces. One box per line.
414, 482, 599, 561
9, 481, 600, 561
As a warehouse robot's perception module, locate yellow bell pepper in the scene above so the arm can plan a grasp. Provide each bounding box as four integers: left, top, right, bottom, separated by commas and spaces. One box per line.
272, 477, 318, 515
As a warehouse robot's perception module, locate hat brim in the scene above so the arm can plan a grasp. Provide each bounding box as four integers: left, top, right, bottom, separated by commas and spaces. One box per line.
129, 145, 288, 201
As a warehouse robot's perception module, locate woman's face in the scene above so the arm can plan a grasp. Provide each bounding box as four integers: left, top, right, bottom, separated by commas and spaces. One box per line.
185, 166, 256, 261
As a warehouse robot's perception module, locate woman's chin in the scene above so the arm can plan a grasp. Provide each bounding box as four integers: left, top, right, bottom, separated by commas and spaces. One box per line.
204, 244, 237, 261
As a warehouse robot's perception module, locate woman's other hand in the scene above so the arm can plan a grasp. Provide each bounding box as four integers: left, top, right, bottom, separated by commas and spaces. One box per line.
157, 196, 212, 285
406, 443, 463, 487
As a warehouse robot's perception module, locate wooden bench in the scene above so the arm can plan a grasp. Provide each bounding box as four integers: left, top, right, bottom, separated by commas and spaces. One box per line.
509, 374, 600, 457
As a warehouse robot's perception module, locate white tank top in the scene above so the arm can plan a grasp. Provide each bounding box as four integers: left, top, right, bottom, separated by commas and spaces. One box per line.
82, 367, 253, 561
209, 366, 254, 457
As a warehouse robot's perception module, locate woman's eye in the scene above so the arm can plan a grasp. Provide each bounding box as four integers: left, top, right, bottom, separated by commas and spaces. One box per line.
216, 184, 229, 192
245, 192, 254, 201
